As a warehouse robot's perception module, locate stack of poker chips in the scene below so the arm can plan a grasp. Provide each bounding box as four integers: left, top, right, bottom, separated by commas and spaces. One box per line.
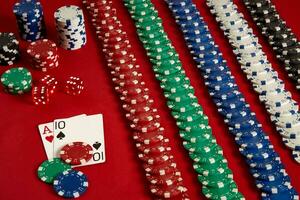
242, 0, 300, 89
165, 0, 298, 199
83, 0, 189, 199
1, 67, 32, 95
13, 0, 46, 42
123, 0, 244, 199
54, 5, 87, 50
38, 142, 92, 198
27, 39, 59, 72
0, 32, 20, 66
207, 0, 300, 165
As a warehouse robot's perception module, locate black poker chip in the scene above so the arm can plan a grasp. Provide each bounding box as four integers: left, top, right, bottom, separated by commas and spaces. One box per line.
0, 32, 20, 66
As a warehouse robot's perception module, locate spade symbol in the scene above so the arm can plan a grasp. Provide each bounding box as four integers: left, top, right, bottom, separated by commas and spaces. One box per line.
93, 142, 101, 150
56, 131, 65, 140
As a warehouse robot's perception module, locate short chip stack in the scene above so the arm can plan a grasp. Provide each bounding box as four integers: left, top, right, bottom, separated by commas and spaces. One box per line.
54, 5, 87, 50
123, 0, 244, 199
1, 67, 32, 95
165, 0, 298, 199
242, 0, 300, 89
0, 32, 19, 66
13, 0, 46, 42
37, 142, 91, 198
83, 0, 189, 199
27, 39, 59, 72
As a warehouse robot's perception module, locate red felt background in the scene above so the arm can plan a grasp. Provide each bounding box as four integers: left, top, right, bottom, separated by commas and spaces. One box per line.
1, 0, 300, 199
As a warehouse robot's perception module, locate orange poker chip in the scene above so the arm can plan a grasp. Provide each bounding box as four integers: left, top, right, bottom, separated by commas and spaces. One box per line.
60, 142, 93, 165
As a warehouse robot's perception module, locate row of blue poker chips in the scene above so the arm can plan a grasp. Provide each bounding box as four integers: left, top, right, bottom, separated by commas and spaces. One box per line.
13, 0, 46, 42
166, 0, 298, 198
206, 0, 300, 160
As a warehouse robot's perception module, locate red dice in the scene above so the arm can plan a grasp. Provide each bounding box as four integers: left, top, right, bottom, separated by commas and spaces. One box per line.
64, 76, 84, 95
39, 75, 58, 95
32, 86, 50, 105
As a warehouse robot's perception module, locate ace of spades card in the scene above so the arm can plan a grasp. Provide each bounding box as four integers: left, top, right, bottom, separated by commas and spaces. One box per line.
53, 114, 106, 167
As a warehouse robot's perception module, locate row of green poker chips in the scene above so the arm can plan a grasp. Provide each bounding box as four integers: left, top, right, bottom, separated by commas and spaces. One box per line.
123, 0, 244, 199
0, 67, 32, 95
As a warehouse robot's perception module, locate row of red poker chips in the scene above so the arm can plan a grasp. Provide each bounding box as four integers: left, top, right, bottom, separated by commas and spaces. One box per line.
27, 39, 59, 72
32, 74, 84, 105
82, 0, 190, 199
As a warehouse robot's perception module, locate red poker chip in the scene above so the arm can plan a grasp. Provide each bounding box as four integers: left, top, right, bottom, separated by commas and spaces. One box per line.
120, 94, 150, 105
109, 63, 140, 74
103, 32, 128, 44
123, 99, 154, 114
103, 40, 131, 51
108, 51, 134, 60
27, 39, 58, 59
136, 138, 170, 155
138, 150, 173, 165
143, 158, 177, 175
126, 108, 159, 124
112, 76, 144, 87
133, 127, 165, 144
111, 70, 141, 80
130, 117, 161, 133
60, 142, 93, 165
146, 170, 183, 186
107, 53, 134, 65
116, 85, 148, 97
149, 181, 187, 199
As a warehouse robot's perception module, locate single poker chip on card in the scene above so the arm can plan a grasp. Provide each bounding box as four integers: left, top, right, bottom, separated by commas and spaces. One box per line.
60, 142, 93, 165
37, 158, 71, 183
53, 169, 88, 198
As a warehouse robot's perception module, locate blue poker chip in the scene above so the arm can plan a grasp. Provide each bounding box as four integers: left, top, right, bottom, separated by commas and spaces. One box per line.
248, 155, 282, 172
53, 170, 88, 198
218, 105, 252, 120
205, 79, 237, 92
190, 43, 219, 55
256, 175, 292, 194
210, 89, 243, 101
261, 188, 298, 200
204, 71, 233, 83
226, 114, 259, 130
236, 135, 271, 150
184, 29, 210, 41
240, 146, 277, 161
199, 64, 228, 75
215, 96, 245, 110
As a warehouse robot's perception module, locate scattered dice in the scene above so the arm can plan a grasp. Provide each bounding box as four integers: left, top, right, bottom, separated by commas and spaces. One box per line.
32, 86, 50, 105
39, 75, 58, 95
64, 76, 84, 95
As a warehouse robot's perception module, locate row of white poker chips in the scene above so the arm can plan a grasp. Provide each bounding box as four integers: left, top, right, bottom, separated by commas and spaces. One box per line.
242, 0, 300, 89
123, 0, 243, 199
206, 0, 300, 163
82, 0, 189, 199
54, 5, 87, 50
165, 0, 296, 197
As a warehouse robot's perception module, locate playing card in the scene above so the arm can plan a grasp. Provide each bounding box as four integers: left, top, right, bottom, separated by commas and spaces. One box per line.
38, 114, 86, 159
53, 114, 105, 167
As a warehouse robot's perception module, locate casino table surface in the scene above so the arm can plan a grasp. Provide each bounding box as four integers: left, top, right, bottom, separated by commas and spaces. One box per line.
1, 0, 300, 199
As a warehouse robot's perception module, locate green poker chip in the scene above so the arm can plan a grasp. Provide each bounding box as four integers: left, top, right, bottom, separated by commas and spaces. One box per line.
172, 105, 203, 122
138, 29, 164, 40
185, 140, 219, 155
1, 67, 32, 94
202, 184, 238, 200
199, 174, 235, 188
194, 160, 233, 177
1, 67, 31, 88
177, 115, 209, 131
179, 128, 212, 143
37, 158, 71, 183
153, 65, 183, 76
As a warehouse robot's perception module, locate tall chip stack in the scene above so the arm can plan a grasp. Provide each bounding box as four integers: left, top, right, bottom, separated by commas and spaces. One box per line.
13, 0, 46, 42
54, 6, 87, 50
0, 32, 20, 66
